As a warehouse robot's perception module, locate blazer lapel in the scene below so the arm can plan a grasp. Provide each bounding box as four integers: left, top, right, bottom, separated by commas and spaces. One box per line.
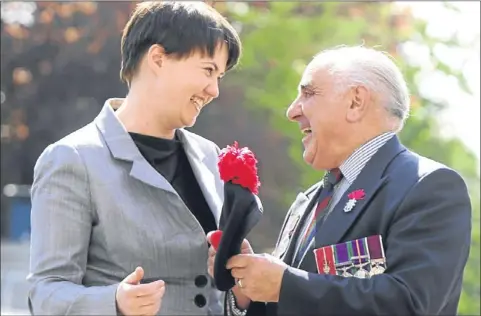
94, 99, 176, 194
177, 129, 223, 227
313, 136, 406, 249
282, 184, 322, 265
271, 192, 308, 259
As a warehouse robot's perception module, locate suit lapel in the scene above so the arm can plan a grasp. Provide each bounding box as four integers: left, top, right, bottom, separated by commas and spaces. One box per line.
271, 192, 309, 259
177, 129, 223, 227
94, 100, 223, 226
94, 99, 177, 194
312, 136, 406, 250
282, 184, 322, 265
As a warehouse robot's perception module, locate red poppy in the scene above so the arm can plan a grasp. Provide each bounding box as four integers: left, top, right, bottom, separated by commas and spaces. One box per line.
348, 189, 365, 200
218, 141, 260, 195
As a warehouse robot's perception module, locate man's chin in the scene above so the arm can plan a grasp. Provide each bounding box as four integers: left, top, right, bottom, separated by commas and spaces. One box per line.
302, 150, 315, 166
303, 150, 326, 171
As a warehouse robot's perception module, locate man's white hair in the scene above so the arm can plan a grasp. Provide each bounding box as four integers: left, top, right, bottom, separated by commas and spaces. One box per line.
312, 45, 411, 130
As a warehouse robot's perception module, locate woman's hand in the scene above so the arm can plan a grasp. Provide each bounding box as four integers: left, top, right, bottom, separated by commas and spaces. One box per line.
206, 231, 253, 310
116, 267, 166, 316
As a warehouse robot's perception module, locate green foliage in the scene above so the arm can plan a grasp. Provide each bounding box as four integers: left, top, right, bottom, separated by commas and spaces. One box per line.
223, 2, 480, 314
1, 1, 478, 313
229, 2, 375, 204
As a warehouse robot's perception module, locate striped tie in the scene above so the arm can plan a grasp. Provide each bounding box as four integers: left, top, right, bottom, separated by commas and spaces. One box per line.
293, 168, 343, 266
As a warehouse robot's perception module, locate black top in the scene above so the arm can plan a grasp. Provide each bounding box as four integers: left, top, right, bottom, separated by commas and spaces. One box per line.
129, 131, 217, 235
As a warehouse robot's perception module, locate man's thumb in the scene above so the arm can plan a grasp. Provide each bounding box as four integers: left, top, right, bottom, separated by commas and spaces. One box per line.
123, 266, 144, 285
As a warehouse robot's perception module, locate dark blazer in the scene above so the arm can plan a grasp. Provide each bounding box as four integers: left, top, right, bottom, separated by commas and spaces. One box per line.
247, 136, 472, 316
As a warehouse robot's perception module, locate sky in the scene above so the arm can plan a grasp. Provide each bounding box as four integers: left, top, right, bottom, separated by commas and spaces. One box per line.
397, 1, 480, 166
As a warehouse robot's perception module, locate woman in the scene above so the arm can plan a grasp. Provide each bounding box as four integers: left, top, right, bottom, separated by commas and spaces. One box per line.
27, 2, 241, 315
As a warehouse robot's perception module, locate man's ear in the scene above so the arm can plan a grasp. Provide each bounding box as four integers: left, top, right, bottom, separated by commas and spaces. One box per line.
346, 85, 370, 123
146, 44, 166, 75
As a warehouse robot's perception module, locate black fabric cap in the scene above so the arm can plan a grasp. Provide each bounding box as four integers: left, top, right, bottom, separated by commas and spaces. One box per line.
213, 181, 263, 291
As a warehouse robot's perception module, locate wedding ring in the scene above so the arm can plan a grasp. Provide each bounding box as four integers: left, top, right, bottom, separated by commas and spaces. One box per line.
237, 278, 243, 288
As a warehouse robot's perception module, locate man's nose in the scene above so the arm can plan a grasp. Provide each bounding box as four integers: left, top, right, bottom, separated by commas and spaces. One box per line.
286, 98, 302, 122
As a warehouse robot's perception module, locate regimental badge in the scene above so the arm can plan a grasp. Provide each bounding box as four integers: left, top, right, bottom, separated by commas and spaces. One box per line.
343, 199, 357, 213
313, 235, 387, 278
344, 189, 366, 213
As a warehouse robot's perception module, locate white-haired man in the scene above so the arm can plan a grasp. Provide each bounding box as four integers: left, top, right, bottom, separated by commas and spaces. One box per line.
207, 45, 472, 315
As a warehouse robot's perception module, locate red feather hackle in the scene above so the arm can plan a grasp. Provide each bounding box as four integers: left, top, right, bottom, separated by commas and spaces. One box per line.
218, 141, 260, 195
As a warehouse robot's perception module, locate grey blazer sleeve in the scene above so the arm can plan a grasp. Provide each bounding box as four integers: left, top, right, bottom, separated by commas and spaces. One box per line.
278, 168, 472, 315
27, 143, 118, 315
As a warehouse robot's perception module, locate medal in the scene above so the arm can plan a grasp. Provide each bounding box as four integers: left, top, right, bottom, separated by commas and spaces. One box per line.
314, 245, 336, 275
370, 261, 386, 275
352, 238, 370, 278
365, 235, 387, 277
333, 242, 354, 277
336, 261, 354, 277
322, 247, 330, 274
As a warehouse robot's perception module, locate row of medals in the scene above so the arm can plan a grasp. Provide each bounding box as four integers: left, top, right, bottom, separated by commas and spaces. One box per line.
323, 255, 386, 279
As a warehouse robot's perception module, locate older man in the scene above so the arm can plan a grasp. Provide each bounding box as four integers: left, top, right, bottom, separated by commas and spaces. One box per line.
207, 45, 472, 315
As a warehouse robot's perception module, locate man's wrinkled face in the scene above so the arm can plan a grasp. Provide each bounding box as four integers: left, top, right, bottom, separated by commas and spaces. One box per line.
286, 64, 351, 170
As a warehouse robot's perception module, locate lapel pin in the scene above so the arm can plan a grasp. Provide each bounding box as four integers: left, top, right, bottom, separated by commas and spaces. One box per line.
344, 189, 366, 213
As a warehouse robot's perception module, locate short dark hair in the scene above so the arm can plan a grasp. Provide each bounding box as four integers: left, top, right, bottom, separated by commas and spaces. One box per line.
120, 1, 242, 85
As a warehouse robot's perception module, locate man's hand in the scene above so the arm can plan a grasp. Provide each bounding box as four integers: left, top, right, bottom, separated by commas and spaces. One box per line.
116, 266, 166, 316
227, 253, 288, 303
206, 231, 254, 278
206, 231, 253, 309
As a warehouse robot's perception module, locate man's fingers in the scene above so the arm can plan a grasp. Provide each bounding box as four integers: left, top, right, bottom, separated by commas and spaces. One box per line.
231, 267, 246, 279
241, 239, 249, 247
226, 254, 250, 269
208, 246, 216, 257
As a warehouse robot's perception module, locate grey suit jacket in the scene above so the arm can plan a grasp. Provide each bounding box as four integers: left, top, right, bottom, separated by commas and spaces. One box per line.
27, 99, 225, 315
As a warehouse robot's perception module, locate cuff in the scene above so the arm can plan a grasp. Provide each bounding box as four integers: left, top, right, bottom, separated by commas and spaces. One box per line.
80, 283, 119, 315
277, 267, 311, 315
227, 289, 247, 316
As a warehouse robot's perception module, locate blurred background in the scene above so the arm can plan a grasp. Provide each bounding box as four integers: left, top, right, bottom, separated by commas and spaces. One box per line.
1, 1, 479, 314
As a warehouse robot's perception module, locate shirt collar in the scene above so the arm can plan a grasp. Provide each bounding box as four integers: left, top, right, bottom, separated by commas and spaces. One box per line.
339, 132, 395, 184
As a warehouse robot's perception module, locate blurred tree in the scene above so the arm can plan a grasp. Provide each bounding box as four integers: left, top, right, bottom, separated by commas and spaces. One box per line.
214, 2, 480, 314
1, 1, 479, 313
1, 2, 130, 236
0, 1, 296, 247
